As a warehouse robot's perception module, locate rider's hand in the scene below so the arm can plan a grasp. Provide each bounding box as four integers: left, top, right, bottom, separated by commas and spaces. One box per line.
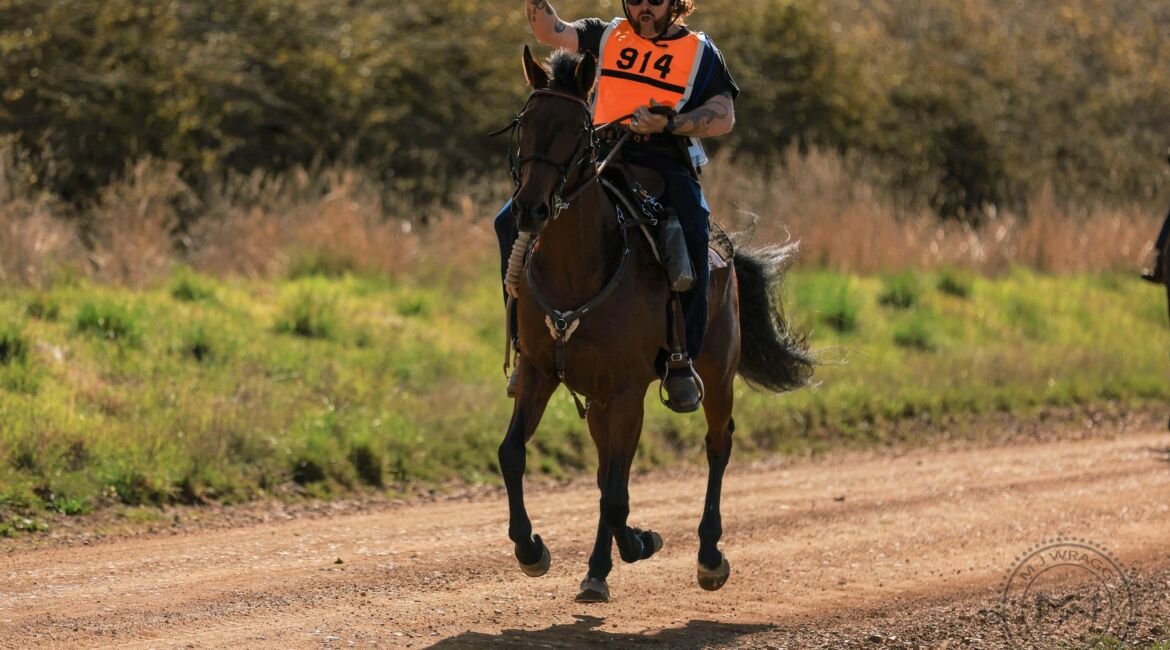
629, 99, 670, 135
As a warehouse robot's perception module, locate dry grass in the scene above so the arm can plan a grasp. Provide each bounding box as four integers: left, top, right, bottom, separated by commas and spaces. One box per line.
89, 159, 190, 287
0, 139, 85, 287
0, 147, 1163, 287
704, 148, 1162, 275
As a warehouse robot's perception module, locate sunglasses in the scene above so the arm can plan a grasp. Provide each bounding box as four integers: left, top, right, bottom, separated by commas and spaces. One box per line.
626, 0, 667, 6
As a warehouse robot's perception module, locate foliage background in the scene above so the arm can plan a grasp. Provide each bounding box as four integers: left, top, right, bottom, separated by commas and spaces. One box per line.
2, 0, 1169, 218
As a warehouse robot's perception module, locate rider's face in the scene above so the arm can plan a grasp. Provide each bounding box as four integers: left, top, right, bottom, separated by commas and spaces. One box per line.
626, 0, 671, 38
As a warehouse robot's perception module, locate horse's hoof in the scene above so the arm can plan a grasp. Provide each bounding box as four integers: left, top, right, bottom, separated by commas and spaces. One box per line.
575, 577, 610, 603
697, 556, 730, 591
646, 531, 663, 556
518, 542, 551, 577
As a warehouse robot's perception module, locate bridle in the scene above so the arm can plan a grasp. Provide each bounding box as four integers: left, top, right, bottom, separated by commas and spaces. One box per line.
491, 88, 634, 221
491, 89, 597, 221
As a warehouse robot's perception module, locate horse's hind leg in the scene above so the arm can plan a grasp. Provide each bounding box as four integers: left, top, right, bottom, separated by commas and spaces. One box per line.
696, 377, 735, 591
498, 363, 558, 577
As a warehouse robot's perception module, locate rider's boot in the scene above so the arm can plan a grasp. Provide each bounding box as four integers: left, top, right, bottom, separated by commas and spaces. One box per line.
663, 355, 702, 413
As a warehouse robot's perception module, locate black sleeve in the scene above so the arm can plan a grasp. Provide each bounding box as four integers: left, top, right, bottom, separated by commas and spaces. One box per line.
572, 17, 608, 59
700, 41, 740, 103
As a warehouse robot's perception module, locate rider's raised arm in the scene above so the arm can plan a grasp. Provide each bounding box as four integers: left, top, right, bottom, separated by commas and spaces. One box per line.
524, 0, 579, 51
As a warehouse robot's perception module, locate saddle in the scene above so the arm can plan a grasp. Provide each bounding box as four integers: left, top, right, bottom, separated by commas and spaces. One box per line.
600, 159, 734, 271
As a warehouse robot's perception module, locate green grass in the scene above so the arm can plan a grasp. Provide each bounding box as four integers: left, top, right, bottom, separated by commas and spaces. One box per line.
0, 265, 1168, 529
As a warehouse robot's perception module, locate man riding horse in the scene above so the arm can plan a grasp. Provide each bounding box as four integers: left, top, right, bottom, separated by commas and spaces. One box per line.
496, 0, 739, 412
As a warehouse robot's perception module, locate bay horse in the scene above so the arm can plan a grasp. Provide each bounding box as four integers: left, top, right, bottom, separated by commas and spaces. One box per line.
498, 46, 813, 602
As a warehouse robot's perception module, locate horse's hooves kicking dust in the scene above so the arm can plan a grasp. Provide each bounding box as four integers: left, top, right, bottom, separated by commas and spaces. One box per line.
697, 556, 731, 591
575, 578, 611, 603
517, 540, 551, 577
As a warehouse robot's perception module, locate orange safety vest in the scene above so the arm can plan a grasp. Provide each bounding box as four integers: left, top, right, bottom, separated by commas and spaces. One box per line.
591, 18, 707, 127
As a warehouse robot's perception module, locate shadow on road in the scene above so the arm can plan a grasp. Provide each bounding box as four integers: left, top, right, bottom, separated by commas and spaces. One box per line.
425, 614, 772, 649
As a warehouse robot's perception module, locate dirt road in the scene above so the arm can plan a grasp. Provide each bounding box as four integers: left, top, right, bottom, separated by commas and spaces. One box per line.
2, 428, 1169, 649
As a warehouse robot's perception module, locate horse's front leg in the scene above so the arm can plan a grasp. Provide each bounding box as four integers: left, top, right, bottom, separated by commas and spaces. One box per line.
575, 515, 613, 602
498, 359, 558, 577
596, 389, 663, 567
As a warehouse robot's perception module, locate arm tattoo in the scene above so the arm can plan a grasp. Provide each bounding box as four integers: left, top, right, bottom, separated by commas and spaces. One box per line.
554, 19, 567, 33
527, 0, 555, 29
676, 97, 732, 136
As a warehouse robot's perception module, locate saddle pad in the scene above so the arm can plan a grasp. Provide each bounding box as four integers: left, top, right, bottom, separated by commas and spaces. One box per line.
709, 219, 735, 264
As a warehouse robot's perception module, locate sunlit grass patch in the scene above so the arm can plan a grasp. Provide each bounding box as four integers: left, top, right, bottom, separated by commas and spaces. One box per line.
170, 268, 217, 303
74, 300, 143, 345
274, 282, 339, 339
0, 266, 1167, 532
878, 271, 921, 309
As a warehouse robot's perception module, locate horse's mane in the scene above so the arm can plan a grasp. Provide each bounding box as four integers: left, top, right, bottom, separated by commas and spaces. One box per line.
547, 49, 585, 97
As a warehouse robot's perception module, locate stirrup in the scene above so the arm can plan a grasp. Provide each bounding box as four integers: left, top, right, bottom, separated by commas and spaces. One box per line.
658, 354, 705, 413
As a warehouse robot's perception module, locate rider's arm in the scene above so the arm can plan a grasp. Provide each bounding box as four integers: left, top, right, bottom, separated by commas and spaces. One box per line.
524, 0, 579, 51
672, 94, 736, 138
630, 94, 736, 138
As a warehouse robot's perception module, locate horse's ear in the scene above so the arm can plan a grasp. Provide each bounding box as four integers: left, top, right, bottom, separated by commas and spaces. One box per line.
575, 52, 597, 99
522, 45, 549, 89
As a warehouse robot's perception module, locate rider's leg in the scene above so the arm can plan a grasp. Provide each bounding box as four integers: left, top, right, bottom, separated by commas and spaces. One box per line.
659, 171, 710, 412
663, 172, 711, 358
495, 201, 523, 396
495, 200, 518, 300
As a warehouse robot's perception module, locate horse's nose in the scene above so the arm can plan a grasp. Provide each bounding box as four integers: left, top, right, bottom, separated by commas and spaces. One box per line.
515, 200, 550, 233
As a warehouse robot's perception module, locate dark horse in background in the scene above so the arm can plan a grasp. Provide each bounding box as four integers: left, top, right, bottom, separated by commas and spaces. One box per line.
498, 47, 813, 602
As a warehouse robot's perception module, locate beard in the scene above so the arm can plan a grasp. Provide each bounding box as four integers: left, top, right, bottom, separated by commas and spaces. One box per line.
634, 10, 670, 37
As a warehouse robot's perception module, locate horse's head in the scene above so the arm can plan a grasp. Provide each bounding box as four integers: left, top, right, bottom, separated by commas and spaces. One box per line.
508, 46, 597, 234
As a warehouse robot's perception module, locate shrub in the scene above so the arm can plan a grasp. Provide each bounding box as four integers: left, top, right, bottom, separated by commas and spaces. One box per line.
0, 324, 29, 364
291, 458, 327, 485
274, 286, 338, 339
26, 294, 61, 320
74, 301, 143, 345
821, 282, 860, 333
349, 444, 384, 488
181, 324, 214, 362
878, 272, 921, 309
171, 269, 216, 302
893, 313, 936, 351
936, 268, 974, 299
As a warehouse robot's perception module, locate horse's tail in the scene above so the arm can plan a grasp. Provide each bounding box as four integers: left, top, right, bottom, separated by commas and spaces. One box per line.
733, 244, 814, 392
